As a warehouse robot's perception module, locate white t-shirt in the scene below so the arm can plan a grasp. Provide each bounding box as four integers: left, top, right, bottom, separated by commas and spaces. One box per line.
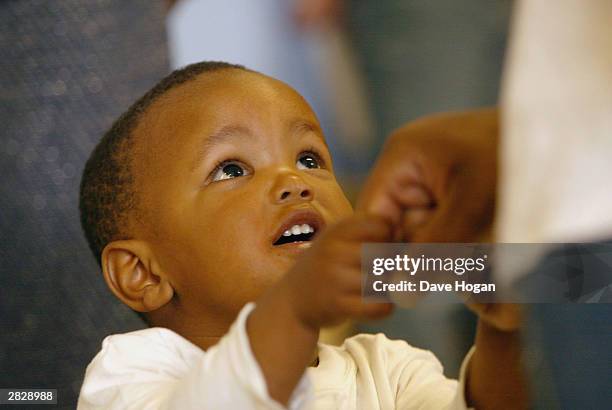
78, 303, 473, 409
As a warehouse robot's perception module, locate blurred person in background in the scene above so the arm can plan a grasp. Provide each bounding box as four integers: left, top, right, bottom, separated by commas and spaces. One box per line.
498, 0, 612, 407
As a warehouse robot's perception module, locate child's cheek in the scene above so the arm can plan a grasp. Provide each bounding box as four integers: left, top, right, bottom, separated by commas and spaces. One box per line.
324, 188, 354, 221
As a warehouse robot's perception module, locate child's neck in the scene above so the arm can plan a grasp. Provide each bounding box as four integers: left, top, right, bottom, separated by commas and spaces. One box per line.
185, 334, 223, 351
149, 306, 320, 365
148, 305, 234, 350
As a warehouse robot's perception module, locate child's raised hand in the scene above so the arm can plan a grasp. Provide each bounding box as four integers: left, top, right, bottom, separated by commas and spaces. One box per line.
248, 214, 394, 404
284, 213, 395, 330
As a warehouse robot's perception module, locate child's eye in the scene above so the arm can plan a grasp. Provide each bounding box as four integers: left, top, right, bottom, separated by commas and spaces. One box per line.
297, 152, 322, 170
210, 161, 251, 182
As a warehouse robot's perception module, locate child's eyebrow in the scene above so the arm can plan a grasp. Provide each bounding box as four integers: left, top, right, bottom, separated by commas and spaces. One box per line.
290, 119, 328, 148
291, 119, 318, 135
204, 124, 252, 153
191, 120, 327, 171
189, 125, 252, 171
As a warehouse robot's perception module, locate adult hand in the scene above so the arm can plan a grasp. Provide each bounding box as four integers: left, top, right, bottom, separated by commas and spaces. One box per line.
357, 108, 499, 243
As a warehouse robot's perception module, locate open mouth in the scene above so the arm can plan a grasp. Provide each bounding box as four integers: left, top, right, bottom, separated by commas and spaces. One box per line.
273, 223, 316, 245
272, 210, 324, 247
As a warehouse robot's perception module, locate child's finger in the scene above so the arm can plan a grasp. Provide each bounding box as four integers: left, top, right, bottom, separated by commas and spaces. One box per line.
401, 207, 434, 242
329, 266, 364, 292
332, 213, 394, 243
325, 244, 364, 268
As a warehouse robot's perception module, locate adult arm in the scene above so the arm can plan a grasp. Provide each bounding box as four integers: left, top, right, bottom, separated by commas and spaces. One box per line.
357, 109, 528, 409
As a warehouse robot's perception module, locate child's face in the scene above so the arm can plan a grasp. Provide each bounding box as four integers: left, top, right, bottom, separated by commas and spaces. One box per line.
134, 70, 352, 324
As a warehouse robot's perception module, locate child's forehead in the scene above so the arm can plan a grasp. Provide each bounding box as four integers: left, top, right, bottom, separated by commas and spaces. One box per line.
160, 70, 310, 114
138, 70, 320, 142
133, 70, 325, 164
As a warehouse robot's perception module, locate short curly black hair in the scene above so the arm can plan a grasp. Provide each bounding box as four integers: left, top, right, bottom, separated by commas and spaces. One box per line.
79, 61, 248, 265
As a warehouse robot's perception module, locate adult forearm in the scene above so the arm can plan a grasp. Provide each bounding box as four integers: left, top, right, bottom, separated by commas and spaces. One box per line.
466, 320, 528, 409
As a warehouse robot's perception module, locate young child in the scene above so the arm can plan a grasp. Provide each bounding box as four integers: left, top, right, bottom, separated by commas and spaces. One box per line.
77, 61, 523, 409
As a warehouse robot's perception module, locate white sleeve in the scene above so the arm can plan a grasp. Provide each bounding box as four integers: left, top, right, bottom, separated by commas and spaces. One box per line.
77, 303, 312, 410
445, 347, 475, 410
393, 341, 474, 410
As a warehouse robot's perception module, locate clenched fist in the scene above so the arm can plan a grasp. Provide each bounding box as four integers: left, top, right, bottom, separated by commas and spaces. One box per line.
285, 213, 395, 330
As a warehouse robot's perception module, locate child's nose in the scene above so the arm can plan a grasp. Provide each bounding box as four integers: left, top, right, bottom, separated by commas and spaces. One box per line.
271, 173, 314, 204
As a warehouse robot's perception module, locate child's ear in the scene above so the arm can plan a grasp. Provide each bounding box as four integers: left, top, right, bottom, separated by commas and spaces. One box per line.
101, 240, 174, 313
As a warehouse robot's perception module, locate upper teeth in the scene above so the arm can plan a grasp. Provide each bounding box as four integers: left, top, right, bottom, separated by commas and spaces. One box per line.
283, 224, 314, 236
